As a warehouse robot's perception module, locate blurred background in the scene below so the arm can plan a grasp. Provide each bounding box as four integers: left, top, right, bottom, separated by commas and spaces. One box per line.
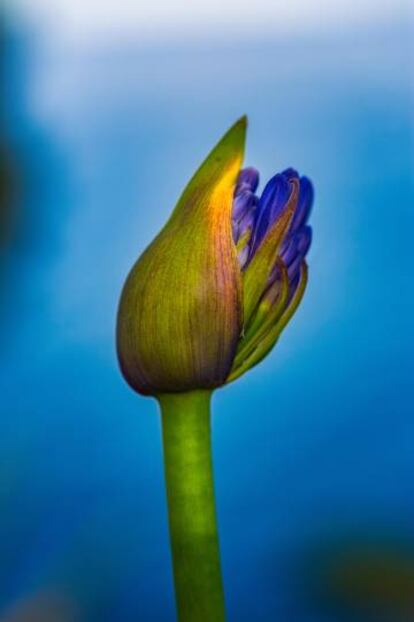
1, 0, 413, 620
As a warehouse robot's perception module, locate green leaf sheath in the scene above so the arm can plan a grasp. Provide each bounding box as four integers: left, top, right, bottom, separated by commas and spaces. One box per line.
158, 390, 226, 622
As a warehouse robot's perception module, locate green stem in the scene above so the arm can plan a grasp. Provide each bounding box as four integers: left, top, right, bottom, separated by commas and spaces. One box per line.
157, 389, 226, 622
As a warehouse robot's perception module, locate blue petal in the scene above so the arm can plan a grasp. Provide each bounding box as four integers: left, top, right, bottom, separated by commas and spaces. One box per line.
281, 236, 298, 266
232, 190, 256, 222
238, 199, 257, 235
235, 167, 259, 195
286, 226, 312, 281
282, 167, 299, 180
232, 191, 257, 242
249, 173, 292, 255
291, 176, 314, 232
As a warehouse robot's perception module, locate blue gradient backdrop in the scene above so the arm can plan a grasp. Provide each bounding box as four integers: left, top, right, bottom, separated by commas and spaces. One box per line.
1, 15, 413, 622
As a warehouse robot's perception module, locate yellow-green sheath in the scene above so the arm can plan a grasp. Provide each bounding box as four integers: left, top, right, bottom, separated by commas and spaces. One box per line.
158, 390, 226, 622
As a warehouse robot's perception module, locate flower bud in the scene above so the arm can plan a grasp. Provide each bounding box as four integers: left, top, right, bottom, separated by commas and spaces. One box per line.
117, 119, 313, 395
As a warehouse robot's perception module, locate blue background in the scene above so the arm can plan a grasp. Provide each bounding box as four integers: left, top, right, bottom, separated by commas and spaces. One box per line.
1, 13, 413, 622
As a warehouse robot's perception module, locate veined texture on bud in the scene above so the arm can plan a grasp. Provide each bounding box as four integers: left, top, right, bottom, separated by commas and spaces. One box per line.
117, 118, 246, 395
117, 117, 313, 396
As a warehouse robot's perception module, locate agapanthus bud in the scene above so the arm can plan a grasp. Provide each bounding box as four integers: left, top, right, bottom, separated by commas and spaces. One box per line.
116, 118, 313, 395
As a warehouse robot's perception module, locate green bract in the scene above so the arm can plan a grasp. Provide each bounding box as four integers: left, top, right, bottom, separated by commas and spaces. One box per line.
117, 118, 246, 395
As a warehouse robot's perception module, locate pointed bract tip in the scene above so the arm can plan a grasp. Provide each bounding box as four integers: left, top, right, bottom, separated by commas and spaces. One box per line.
237, 114, 248, 127
230, 115, 248, 138
219, 115, 247, 148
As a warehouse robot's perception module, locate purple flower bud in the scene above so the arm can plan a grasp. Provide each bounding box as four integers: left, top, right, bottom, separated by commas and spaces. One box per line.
227, 162, 313, 382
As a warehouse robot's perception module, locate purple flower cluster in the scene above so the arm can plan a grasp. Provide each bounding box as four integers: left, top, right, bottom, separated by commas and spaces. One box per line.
232, 167, 313, 298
